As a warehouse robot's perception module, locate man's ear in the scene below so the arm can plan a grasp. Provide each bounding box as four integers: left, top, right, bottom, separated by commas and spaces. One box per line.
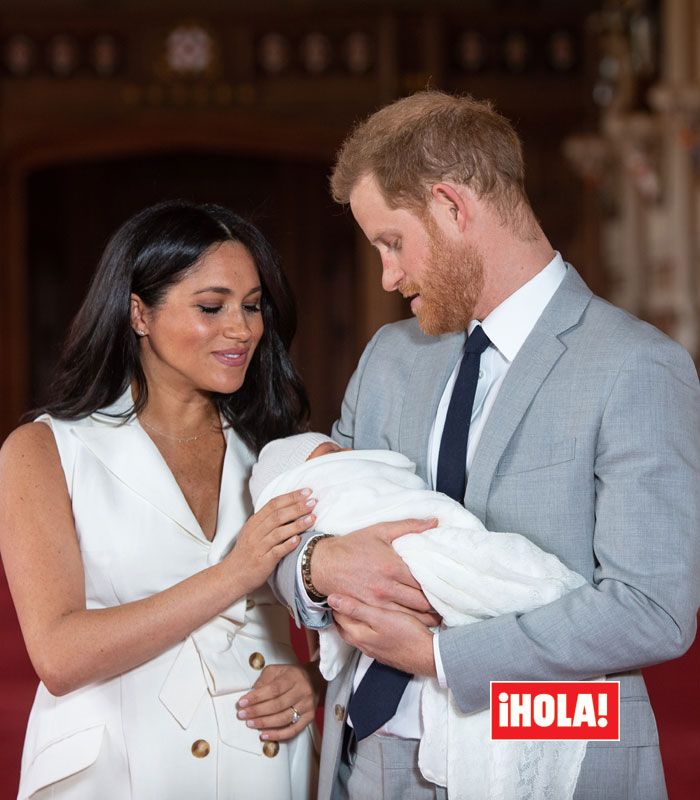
130, 294, 149, 337
429, 182, 473, 233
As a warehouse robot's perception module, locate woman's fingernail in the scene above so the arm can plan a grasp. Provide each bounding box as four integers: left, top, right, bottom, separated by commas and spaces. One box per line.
260, 733, 270, 740
303, 515, 314, 525
246, 720, 256, 728
301, 488, 312, 497
306, 498, 316, 507
237, 711, 247, 719
238, 699, 249, 708
291, 535, 300, 544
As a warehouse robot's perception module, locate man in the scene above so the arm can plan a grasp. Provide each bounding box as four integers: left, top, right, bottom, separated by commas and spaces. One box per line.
271, 91, 700, 799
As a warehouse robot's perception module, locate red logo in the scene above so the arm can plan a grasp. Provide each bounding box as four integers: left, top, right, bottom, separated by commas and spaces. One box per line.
490, 681, 620, 741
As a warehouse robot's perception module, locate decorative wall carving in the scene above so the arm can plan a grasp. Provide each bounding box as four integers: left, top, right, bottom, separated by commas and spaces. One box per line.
565, 0, 700, 359
1, 31, 123, 78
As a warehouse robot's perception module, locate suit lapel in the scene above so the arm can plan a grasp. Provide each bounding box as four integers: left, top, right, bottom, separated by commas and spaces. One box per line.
399, 330, 464, 481
465, 267, 593, 521
464, 330, 566, 521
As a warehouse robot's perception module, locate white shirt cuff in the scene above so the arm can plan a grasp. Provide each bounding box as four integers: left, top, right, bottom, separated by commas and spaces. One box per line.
433, 632, 448, 688
295, 546, 329, 619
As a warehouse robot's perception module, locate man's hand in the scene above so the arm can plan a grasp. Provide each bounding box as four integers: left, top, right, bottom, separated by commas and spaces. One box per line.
310, 519, 440, 625
328, 594, 437, 676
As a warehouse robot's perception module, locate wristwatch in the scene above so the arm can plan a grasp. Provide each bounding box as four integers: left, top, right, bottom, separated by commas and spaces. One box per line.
300, 534, 332, 603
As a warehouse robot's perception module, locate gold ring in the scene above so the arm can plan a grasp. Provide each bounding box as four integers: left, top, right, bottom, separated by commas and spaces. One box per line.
290, 706, 301, 725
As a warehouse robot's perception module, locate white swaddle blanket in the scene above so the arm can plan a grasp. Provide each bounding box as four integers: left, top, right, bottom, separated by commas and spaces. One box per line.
253, 448, 589, 800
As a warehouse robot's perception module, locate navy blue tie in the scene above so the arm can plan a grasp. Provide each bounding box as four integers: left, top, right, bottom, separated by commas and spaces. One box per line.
436, 325, 491, 502
347, 660, 413, 741
348, 326, 491, 741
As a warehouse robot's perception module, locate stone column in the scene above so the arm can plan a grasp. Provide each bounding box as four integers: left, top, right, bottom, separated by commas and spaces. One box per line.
646, 0, 699, 356
606, 113, 660, 316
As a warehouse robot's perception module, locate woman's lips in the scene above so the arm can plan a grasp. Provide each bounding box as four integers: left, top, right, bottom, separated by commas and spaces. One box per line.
212, 349, 249, 367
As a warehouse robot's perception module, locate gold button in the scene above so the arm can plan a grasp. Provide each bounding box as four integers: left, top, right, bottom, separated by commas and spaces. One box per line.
246, 596, 255, 610
249, 651, 265, 670
262, 740, 279, 758
191, 739, 210, 758
334, 704, 345, 722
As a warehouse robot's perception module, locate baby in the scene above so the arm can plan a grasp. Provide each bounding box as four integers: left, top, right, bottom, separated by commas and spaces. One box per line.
250, 433, 590, 800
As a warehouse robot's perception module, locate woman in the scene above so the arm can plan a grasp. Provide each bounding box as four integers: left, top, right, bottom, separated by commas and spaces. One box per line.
0, 201, 321, 799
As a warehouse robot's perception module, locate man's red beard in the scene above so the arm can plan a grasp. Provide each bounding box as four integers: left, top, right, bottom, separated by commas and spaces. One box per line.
402, 224, 485, 336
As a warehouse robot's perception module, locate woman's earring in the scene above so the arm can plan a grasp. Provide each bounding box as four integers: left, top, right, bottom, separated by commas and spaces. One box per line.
136, 329, 146, 337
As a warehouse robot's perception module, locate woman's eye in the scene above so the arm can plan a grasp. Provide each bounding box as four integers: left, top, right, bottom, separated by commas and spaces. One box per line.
198, 305, 222, 314
244, 303, 262, 314
388, 240, 401, 252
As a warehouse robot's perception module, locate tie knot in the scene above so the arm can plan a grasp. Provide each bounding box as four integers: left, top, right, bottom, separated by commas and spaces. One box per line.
465, 325, 491, 355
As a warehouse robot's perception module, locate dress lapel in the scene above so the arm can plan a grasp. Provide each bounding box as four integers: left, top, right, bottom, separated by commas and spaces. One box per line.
71, 389, 254, 548
73, 418, 208, 543
465, 267, 593, 521
207, 427, 255, 562
399, 330, 464, 482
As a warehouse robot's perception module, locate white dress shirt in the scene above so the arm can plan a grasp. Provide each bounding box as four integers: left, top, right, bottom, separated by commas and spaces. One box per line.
298, 253, 567, 738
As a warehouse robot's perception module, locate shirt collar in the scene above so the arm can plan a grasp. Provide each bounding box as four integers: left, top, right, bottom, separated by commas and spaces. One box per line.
468, 252, 567, 363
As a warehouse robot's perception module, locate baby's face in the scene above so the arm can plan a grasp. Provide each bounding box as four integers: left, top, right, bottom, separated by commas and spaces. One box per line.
307, 442, 351, 460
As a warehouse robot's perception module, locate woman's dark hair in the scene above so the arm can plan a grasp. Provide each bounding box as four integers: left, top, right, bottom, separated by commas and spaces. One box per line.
35, 200, 309, 453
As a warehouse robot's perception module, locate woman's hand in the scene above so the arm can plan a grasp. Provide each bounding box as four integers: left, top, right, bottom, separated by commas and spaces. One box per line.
236, 662, 322, 742
0, 426, 316, 696
226, 490, 317, 595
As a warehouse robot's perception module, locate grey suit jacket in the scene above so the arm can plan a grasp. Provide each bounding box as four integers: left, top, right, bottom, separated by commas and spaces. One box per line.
272, 267, 700, 800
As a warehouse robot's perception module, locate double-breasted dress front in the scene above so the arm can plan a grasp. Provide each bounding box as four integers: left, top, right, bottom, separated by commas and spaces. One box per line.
18, 391, 317, 800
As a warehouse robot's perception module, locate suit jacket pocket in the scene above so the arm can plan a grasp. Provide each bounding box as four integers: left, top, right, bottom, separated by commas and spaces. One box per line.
20, 723, 105, 799
587, 698, 659, 749
496, 437, 576, 476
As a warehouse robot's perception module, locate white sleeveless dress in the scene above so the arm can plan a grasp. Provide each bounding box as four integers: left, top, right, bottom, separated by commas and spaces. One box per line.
18, 391, 318, 800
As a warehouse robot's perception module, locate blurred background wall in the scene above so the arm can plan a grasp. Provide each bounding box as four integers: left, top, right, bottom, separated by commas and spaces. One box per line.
0, 0, 698, 797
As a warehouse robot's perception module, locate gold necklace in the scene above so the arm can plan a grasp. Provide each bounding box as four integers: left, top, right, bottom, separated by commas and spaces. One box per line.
139, 417, 218, 444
